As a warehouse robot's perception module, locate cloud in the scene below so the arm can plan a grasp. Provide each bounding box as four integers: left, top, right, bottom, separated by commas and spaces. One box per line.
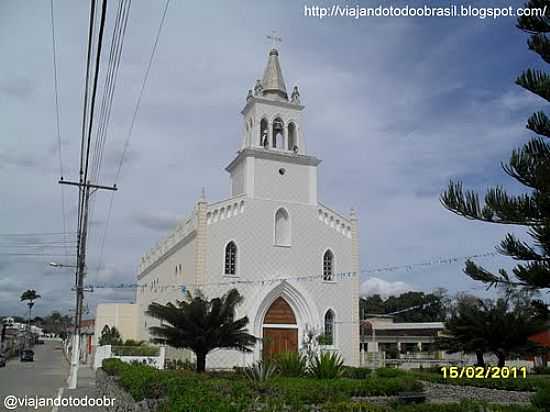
361, 277, 415, 298
0, 77, 34, 100
132, 211, 179, 232
1, 1, 548, 317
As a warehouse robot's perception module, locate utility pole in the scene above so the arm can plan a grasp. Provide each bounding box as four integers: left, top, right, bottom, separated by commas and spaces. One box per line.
60, 178, 116, 389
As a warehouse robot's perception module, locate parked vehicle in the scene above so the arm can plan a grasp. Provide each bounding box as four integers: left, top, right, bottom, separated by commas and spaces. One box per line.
20, 349, 34, 362
0, 354, 6, 367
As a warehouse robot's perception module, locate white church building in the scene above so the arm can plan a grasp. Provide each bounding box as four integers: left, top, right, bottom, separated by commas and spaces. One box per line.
99, 47, 361, 368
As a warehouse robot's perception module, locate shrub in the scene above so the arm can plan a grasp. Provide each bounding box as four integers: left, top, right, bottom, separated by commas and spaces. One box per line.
243, 360, 278, 391
374, 367, 408, 379
531, 382, 550, 412
275, 351, 307, 377
111, 345, 159, 356
272, 376, 422, 404
165, 358, 196, 371
101, 358, 126, 375
533, 365, 550, 375
342, 367, 372, 379
309, 352, 345, 379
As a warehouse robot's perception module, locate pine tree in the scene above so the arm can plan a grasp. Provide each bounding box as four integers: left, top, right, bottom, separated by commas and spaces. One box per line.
441, 0, 550, 290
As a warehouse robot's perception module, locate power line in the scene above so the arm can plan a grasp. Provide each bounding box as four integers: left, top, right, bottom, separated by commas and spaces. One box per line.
87, 0, 131, 279
90, 0, 131, 186
0, 232, 76, 237
0, 253, 77, 257
114, 0, 170, 183
93, 0, 170, 282
50, 0, 69, 261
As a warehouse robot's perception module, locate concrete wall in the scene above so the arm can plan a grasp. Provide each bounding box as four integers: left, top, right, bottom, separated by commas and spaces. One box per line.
95, 304, 139, 343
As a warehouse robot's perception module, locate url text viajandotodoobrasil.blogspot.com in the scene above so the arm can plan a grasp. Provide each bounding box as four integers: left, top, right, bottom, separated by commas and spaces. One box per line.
304, 4, 548, 19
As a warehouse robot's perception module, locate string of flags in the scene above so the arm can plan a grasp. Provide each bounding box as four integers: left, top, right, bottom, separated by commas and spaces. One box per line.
86, 271, 359, 293
85, 250, 501, 292
362, 251, 500, 275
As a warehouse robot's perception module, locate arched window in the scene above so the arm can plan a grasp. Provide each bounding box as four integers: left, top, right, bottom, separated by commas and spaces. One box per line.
224, 241, 237, 275
323, 250, 334, 281
288, 122, 297, 152
260, 118, 268, 147
272, 117, 284, 149
324, 310, 334, 345
274, 208, 290, 246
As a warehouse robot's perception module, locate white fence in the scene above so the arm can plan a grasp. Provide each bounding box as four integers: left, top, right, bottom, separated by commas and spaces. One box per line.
359, 350, 535, 370
93, 345, 166, 370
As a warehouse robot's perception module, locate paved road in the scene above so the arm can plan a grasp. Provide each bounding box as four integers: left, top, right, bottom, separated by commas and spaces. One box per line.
0, 340, 68, 411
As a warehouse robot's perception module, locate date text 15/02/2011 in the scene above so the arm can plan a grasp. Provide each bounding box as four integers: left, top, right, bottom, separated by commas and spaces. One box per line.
441, 367, 527, 379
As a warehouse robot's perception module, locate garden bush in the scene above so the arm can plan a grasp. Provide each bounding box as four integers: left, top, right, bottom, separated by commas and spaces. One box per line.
111, 344, 159, 356
274, 351, 307, 377
102, 361, 427, 411
374, 367, 408, 379
531, 382, 550, 412
309, 352, 345, 379
342, 366, 372, 379
101, 358, 127, 375
271, 376, 422, 404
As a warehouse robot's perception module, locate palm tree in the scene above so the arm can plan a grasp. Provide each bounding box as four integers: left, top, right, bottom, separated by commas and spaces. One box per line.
437, 295, 547, 367
20, 289, 40, 329
146, 288, 256, 372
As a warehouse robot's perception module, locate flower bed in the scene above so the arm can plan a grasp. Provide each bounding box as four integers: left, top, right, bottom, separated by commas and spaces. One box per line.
100, 360, 543, 412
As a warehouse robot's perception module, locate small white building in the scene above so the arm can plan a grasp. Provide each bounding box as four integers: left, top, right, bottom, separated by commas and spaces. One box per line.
100, 47, 361, 368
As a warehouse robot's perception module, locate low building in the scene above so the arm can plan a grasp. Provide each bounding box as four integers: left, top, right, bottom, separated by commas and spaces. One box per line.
94, 303, 139, 344
361, 315, 444, 358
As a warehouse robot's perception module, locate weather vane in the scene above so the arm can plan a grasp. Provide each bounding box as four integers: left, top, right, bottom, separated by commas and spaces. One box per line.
267, 31, 282, 49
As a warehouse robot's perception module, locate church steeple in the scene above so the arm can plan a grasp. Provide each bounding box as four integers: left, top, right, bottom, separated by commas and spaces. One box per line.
260, 49, 288, 101
228, 45, 320, 204
240, 47, 305, 154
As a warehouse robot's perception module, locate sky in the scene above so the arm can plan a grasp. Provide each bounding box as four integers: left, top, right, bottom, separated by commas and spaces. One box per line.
0, 0, 547, 317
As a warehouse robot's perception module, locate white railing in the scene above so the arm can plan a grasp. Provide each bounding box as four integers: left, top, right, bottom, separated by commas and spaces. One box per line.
207, 198, 246, 225
317, 204, 352, 238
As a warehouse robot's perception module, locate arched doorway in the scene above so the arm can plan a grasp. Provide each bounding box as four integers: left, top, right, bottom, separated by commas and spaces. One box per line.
262, 297, 298, 360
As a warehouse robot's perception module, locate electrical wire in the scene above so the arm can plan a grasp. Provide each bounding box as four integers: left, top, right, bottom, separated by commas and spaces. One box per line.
49, 0, 70, 261
93, 0, 170, 281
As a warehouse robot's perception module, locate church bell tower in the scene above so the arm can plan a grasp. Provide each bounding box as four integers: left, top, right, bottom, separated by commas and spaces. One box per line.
225, 47, 321, 205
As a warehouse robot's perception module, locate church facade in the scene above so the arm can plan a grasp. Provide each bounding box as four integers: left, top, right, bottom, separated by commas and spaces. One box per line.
134, 48, 361, 368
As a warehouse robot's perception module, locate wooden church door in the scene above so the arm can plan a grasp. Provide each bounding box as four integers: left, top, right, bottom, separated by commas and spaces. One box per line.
262, 297, 298, 360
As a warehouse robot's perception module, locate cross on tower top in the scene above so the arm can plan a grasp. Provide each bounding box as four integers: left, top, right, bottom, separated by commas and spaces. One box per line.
267, 31, 282, 49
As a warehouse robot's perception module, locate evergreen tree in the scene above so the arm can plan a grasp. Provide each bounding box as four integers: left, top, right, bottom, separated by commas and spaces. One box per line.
441, 0, 550, 291
98, 325, 122, 346
437, 295, 548, 367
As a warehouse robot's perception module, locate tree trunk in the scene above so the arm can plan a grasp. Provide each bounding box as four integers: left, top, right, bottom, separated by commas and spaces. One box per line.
496, 351, 506, 367
196, 352, 207, 373
475, 351, 485, 367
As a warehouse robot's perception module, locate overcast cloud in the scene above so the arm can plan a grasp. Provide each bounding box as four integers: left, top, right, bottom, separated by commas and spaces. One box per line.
0, 0, 546, 317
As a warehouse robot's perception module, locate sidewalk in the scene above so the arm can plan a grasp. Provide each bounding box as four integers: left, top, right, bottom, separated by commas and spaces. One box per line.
57, 366, 108, 412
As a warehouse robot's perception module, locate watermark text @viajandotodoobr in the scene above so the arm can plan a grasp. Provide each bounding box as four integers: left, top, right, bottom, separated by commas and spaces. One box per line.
3, 394, 116, 410
304, 4, 547, 19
